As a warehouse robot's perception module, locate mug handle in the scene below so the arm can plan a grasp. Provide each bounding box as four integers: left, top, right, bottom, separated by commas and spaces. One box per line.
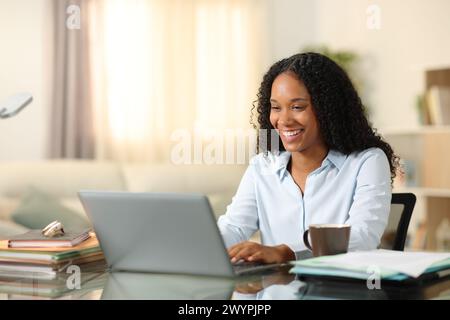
303, 229, 313, 251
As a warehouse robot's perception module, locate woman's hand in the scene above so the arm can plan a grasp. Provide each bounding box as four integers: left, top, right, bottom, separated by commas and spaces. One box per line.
228, 241, 295, 264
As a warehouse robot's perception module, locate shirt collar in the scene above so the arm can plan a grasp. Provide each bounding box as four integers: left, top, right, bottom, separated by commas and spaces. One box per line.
272, 152, 291, 178
275, 149, 347, 179
325, 149, 346, 171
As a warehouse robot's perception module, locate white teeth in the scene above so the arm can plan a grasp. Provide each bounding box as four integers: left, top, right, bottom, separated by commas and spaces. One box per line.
281, 129, 303, 137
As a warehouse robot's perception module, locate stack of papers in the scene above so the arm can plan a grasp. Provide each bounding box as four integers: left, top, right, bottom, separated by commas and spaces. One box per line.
0, 233, 106, 280
290, 249, 450, 281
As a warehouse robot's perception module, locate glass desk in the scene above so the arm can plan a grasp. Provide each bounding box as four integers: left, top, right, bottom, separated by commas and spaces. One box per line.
0, 265, 449, 300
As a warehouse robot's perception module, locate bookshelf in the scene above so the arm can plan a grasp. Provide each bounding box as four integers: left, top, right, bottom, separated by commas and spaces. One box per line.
380, 68, 450, 252
426, 68, 450, 90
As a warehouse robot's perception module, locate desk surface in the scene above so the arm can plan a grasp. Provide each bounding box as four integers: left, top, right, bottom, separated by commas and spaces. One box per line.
0, 266, 449, 300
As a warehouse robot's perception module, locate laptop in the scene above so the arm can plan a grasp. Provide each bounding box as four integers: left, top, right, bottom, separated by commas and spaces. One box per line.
78, 191, 287, 277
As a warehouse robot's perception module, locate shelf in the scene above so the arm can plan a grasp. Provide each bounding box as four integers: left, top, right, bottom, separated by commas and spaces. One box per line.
380, 125, 450, 136
394, 68, 450, 251
393, 187, 450, 198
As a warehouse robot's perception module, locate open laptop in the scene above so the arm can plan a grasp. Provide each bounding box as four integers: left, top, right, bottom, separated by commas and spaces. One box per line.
78, 191, 287, 277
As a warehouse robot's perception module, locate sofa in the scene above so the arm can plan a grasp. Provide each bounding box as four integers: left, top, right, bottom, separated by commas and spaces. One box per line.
0, 160, 246, 238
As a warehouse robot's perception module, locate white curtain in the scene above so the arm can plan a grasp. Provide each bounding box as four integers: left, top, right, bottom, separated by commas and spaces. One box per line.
50, 0, 96, 159
87, 0, 269, 163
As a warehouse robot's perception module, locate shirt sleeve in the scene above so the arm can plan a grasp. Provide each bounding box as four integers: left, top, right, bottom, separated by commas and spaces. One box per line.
217, 164, 259, 248
345, 148, 392, 251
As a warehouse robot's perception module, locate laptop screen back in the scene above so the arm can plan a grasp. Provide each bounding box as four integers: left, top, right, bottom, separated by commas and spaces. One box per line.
78, 191, 235, 277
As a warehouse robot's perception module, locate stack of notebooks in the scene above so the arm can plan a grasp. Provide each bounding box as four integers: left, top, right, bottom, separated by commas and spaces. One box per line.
290, 249, 450, 285
0, 229, 107, 298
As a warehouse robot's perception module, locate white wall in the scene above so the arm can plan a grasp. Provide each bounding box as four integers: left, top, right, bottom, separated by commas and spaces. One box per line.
293, 0, 450, 129
0, 0, 53, 161
268, 0, 317, 63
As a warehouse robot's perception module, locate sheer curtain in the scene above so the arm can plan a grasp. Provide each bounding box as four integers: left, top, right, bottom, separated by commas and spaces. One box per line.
50, 0, 96, 159
87, 0, 269, 163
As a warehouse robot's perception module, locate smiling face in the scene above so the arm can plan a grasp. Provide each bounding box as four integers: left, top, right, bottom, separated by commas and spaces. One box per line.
269, 71, 326, 154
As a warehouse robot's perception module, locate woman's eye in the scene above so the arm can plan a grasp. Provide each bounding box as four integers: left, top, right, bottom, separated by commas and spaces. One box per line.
292, 105, 306, 110
270, 106, 281, 111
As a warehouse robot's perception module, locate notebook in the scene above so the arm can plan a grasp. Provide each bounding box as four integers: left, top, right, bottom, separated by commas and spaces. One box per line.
290, 249, 450, 285
8, 228, 91, 248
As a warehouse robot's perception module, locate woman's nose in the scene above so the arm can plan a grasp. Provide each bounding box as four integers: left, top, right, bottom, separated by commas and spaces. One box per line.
278, 110, 293, 126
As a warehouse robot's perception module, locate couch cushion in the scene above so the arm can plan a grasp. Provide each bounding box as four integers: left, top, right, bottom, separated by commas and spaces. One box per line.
208, 191, 235, 218
123, 164, 246, 193
122, 164, 246, 216
0, 197, 87, 221
60, 198, 88, 219
0, 220, 29, 239
0, 160, 126, 198
0, 197, 20, 221
10, 187, 91, 230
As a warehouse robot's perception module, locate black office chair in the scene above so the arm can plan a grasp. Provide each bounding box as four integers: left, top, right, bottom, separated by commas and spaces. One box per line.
380, 193, 416, 251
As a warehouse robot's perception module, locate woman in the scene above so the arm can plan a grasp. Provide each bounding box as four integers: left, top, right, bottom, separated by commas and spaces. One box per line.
218, 52, 399, 264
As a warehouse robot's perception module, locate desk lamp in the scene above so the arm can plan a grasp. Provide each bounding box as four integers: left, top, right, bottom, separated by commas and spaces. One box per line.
0, 92, 32, 119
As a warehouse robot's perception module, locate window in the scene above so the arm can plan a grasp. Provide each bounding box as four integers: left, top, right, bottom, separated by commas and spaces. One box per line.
87, 0, 269, 163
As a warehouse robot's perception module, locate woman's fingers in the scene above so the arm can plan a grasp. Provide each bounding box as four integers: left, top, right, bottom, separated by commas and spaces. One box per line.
229, 243, 289, 264
232, 246, 255, 263
228, 242, 260, 262
248, 250, 263, 262
228, 241, 254, 257
228, 243, 244, 258
228, 243, 247, 259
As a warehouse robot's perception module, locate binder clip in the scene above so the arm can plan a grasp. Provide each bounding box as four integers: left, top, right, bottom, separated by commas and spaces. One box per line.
42, 220, 65, 237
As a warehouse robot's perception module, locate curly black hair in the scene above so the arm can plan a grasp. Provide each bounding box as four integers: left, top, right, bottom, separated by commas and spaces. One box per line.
252, 52, 399, 182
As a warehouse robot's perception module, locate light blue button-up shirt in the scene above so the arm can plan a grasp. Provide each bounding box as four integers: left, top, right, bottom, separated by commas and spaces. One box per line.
218, 147, 392, 255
